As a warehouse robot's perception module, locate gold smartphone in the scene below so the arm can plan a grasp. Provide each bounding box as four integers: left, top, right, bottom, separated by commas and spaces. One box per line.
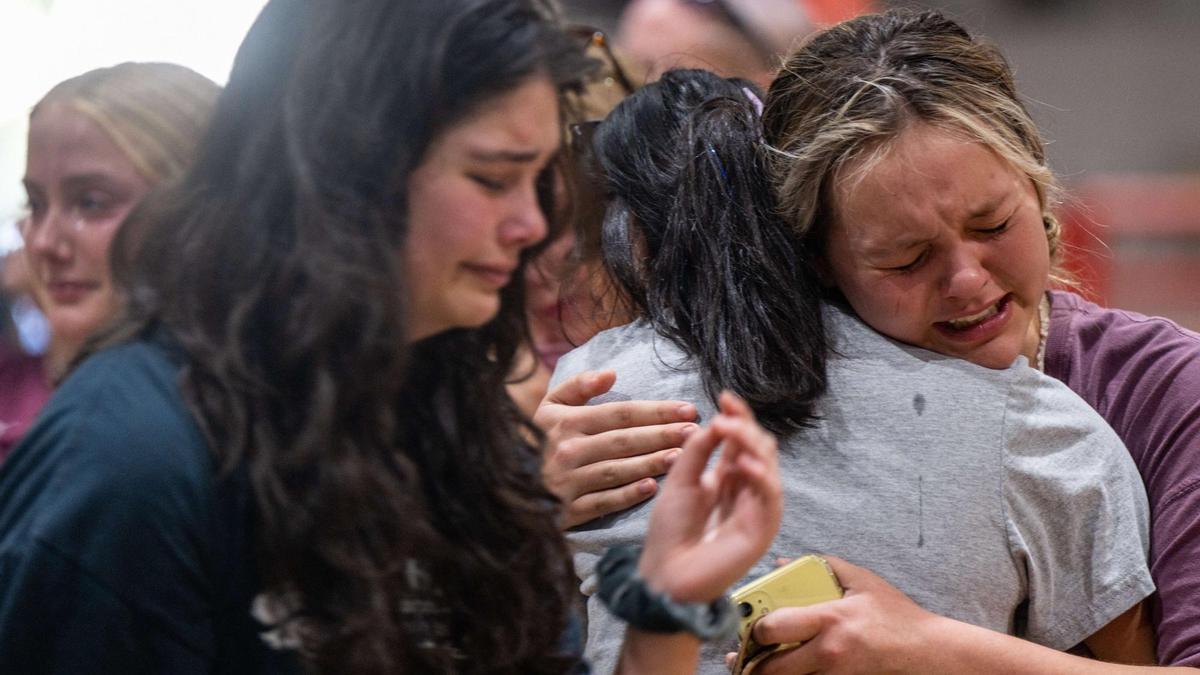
729, 555, 843, 674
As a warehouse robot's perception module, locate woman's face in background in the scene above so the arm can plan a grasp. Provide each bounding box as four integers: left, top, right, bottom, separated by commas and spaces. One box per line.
22, 103, 150, 353
403, 76, 561, 342
524, 231, 617, 371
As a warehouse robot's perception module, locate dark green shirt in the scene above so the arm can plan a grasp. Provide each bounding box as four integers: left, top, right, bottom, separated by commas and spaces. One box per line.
0, 339, 297, 674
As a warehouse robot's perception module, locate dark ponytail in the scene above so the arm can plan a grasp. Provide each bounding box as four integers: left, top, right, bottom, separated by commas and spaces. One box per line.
594, 68, 827, 435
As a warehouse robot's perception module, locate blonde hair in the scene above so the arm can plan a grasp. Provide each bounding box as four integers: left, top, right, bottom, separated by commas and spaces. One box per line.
32, 62, 220, 185
763, 9, 1067, 279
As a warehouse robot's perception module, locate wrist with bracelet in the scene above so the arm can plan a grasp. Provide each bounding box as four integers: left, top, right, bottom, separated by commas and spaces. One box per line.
595, 545, 737, 641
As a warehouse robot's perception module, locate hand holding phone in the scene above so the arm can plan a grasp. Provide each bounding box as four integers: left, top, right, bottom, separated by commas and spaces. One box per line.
730, 555, 843, 674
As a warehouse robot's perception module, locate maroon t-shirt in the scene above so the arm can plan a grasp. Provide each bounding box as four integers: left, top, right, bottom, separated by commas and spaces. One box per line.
1044, 290, 1200, 666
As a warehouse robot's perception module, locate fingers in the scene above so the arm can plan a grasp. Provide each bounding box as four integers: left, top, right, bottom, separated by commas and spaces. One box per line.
554, 422, 697, 468
756, 645, 818, 675
718, 390, 754, 418
574, 399, 698, 436
542, 370, 617, 407
554, 446, 678, 494
537, 372, 698, 435
563, 476, 659, 528
710, 403, 779, 487
712, 392, 774, 458
753, 606, 825, 647
668, 424, 723, 484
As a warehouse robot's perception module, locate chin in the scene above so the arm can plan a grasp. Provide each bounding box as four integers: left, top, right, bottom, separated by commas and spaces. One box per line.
955, 343, 1025, 370
48, 313, 107, 344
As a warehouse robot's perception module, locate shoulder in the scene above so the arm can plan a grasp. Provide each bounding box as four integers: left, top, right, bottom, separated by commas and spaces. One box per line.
36, 340, 205, 476
998, 363, 1145, 538
1046, 290, 1200, 377
999, 362, 1133, 468
0, 339, 212, 556
996, 358, 1153, 649
1003, 359, 1101, 425
551, 320, 691, 389
1044, 290, 1200, 475
823, 302, 1018, 400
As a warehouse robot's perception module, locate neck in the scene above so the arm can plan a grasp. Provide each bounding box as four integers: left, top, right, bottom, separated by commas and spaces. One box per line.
46, 335, 82, 383
1021, 292, 1048, 368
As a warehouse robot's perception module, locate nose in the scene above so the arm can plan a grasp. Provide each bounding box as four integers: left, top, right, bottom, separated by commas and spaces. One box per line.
24, 209, 74, 261
941, 243, 988, 301
499, 184, 549, 249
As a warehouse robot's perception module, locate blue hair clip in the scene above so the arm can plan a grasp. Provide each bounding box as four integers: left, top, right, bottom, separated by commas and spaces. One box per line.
706, 144, 735, 197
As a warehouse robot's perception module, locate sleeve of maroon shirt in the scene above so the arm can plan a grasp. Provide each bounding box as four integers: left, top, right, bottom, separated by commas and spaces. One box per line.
1044, 291, 1200, 666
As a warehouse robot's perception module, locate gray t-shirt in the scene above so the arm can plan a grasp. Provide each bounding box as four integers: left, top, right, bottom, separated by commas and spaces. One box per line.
551, 305, 1153, 675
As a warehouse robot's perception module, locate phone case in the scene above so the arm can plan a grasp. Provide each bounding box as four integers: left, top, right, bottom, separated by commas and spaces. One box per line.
729, 555, 843, 674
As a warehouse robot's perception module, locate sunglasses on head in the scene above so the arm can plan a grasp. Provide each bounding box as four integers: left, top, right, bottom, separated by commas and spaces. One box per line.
567, 26, 637, 97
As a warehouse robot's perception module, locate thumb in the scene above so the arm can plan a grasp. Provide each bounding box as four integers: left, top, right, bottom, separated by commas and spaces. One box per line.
542, 370, 616, 407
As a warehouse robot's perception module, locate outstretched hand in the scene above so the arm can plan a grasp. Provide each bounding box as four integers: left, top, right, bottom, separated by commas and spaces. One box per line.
637, 391, 782, 603
537, 370, 699, 528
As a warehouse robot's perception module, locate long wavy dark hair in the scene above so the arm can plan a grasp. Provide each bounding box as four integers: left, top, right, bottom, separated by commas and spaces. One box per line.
100, 0, 591, 672
593, 68, 827, 435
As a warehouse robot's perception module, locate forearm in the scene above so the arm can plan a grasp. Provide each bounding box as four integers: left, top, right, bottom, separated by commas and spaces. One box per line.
923, 615, 1195, 674
614, 629, 701, 675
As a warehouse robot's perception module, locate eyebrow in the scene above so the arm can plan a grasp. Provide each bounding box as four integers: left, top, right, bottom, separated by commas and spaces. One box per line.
967, 195, 1008, 220
466, 147, 544, 163
23, 173, 123, 191
862, 235, 930, 259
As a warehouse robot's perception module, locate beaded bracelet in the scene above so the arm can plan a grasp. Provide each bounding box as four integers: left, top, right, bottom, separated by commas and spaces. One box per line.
595, 545, 737, 641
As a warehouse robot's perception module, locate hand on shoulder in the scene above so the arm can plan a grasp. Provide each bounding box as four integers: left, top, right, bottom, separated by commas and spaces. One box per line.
537, 370, 699, 528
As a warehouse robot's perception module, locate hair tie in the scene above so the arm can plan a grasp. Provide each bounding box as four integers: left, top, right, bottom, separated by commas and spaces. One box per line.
741, 87, 764, 116
595, 545, 737, 641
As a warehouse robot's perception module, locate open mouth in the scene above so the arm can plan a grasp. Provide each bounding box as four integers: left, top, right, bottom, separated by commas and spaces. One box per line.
934, 294, 1011, 338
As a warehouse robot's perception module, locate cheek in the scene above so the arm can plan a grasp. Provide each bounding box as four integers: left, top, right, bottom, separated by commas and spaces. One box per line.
406, 183, 489, 272
829, 263, 927, 335
993, 221, 1051, 290
826, 252, 882, 310
80, 221, 124, 277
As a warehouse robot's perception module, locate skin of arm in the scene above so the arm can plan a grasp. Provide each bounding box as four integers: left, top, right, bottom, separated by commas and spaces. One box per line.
614, 392, 783, 674
537, 370, 699, 528
747, 557, 1192, 675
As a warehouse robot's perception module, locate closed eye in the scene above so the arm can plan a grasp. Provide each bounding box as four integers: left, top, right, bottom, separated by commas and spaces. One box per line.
469, 174, 510, 192
976, 219, 1010, 235
886, 248, 929, 274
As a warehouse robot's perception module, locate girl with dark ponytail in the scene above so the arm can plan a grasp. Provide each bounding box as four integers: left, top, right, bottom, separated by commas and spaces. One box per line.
595, 69, 827, 436
0, 3, 783, 674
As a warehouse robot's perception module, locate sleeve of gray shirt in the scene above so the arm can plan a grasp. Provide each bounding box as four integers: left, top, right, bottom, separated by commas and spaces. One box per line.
1001, 365, 1155, 649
